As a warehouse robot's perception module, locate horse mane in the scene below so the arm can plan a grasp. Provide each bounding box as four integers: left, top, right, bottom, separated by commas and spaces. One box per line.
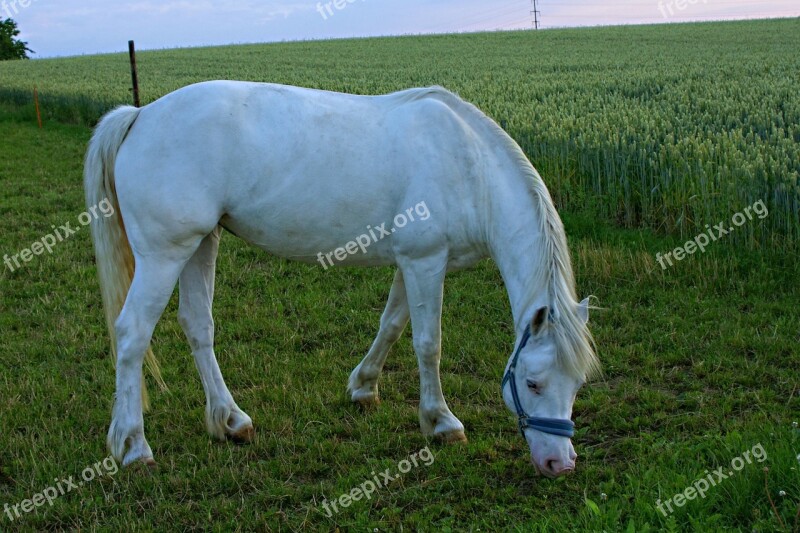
525, 168, 602, 381
393, 86, 601, 380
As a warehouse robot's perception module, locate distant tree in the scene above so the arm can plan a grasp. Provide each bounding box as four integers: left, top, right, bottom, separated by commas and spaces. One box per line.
0, 18, 33, 60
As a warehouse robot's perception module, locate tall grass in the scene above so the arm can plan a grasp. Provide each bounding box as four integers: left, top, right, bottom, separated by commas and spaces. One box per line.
1, 19, 797, 247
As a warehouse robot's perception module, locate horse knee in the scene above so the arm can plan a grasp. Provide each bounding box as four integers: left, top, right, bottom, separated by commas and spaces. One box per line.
412, 335, 439, 360
381, 319, 406, 343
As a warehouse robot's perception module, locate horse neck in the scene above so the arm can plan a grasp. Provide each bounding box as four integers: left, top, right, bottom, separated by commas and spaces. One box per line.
485, 164, 552, 334
448, 98, 557, 333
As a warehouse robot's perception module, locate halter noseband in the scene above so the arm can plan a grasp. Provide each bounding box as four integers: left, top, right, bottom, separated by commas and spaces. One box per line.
501, 323, 575, 439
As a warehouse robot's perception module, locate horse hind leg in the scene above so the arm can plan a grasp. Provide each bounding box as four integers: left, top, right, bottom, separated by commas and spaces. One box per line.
348, 270, 410, 406
178, 227, 254, 443
108, 253, 194, 467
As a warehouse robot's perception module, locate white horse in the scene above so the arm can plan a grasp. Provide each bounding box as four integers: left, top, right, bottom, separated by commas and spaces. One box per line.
85, 81, 600, 478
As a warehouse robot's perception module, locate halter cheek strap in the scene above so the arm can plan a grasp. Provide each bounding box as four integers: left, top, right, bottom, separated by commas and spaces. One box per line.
501, 324, 576, 439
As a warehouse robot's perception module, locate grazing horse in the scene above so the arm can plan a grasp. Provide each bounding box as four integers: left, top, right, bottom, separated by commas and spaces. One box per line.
85, 81, 600, 477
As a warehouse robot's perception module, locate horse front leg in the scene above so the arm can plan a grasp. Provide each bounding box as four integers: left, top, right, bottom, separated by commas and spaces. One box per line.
397, 253, 466, 443
348, 270, 410, 406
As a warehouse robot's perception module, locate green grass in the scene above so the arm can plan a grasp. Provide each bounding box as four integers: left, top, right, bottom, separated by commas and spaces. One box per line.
1, 19, 799, 247
0, 96, 798, 531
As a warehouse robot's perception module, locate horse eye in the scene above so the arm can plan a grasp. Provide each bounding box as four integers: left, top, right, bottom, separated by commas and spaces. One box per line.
526, 380, 541, 394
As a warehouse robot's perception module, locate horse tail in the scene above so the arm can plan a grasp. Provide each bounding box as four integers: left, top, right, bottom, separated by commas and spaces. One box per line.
84, 105, 165, 411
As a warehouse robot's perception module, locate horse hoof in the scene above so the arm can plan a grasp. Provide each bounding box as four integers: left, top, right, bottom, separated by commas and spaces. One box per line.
227, 424, 255, 444
142, 457, 158, 470
353, 394, 380, 408
350, 387, 381, 407
438, 430, 468, 444
127, 457, 157, 474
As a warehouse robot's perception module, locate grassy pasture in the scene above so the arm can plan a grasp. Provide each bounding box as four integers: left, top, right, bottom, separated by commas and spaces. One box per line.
0, 19, 799, 532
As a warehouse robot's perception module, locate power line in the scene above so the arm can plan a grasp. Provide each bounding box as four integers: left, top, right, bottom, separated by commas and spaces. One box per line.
531, 0, 541, 29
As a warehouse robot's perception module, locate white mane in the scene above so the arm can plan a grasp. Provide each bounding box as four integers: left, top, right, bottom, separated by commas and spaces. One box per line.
396, 86, 601, 379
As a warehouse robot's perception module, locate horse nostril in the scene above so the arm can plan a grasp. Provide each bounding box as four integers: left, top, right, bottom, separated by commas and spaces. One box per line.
544, 458, 576, 477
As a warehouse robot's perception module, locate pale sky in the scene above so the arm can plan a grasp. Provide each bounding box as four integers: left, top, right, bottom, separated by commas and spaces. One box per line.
4, 0, 798, 58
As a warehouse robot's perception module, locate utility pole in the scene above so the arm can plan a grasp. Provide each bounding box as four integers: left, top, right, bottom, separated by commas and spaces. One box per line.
531, 0, 540, 29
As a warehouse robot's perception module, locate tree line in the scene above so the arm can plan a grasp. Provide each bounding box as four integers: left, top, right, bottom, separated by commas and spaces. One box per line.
1, 18, 32, 60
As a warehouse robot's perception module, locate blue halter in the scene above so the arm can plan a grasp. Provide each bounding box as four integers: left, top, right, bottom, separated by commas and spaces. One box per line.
501, 324, 576, 438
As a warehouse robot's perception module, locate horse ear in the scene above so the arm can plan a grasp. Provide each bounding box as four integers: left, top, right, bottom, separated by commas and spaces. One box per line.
530, 306, 549, 336
578, 297, 590, 324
